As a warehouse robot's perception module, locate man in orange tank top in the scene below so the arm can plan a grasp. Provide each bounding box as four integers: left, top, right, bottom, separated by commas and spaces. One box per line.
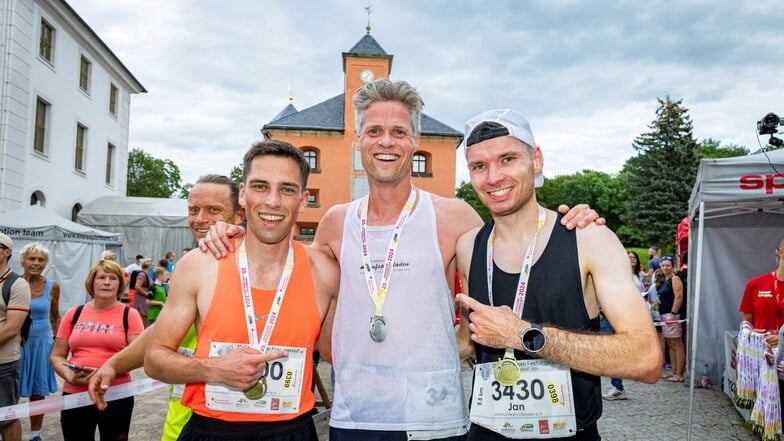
145, 141, 337, 441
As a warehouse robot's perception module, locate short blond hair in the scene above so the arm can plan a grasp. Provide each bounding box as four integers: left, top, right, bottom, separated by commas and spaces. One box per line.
84, 259, 127, 298
18, 243, 49, 265
100, 250, 117, 261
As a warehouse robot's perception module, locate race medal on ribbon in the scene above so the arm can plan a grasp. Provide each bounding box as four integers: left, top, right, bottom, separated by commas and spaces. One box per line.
243, 376, 267, 400
494, 348, 520, 387
369, 315, 388, 342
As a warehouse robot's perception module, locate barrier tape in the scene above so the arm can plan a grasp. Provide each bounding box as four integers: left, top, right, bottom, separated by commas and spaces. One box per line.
1, 377, 167, 422
653, 318, 689, 327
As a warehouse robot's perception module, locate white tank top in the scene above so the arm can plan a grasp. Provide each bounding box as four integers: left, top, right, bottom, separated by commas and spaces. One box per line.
330, 190, 469, 431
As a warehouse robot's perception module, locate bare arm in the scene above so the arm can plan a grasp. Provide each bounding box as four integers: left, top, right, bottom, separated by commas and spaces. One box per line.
0, 310, 26, 347
50, 282, 61, 332
144, 251, 283, 389
458, 225, 661, 384
455, 228, 480, 361
88, 325, 152, 409
50, 337, 95, 387
671, 275, 683, 314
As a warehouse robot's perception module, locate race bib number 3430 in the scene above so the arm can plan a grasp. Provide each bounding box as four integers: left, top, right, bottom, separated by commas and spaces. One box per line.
470, 359, 577, 439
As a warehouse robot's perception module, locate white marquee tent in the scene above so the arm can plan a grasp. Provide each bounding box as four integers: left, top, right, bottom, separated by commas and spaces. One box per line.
77, 196, 193, 265
686, 148, 784, 434
0, 205, 122, 314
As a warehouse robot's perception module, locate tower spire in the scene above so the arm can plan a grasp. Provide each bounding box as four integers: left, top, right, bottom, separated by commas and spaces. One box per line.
288, 73, 293, 102
364, 3, 373, 34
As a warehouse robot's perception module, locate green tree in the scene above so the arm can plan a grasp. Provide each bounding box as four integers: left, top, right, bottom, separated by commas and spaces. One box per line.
455, 181, 491, 222
178, 183, 193, 199
536, 175, 569, 212
230, 164, 243, 184
697, 138, 749, 159
622, 96, 699, 249
126, 148, 182, 198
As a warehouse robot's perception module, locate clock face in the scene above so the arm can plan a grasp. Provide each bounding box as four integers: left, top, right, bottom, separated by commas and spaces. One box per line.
360, 69, 375, 83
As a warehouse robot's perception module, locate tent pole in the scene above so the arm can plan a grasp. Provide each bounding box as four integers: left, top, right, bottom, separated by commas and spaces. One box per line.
686, 201, 706, 439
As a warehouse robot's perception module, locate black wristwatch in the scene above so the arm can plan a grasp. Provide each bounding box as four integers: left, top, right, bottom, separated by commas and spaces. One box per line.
520, 323, 546, 356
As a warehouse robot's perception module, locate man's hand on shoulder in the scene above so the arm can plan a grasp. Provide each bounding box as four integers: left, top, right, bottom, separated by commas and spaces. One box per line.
558, 204, 605, 230
199, 221, 245, 259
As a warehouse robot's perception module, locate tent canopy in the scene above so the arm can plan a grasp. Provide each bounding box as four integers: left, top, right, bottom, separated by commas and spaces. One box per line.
0, 205, 122, 314
77, 196, 193, 265
688, 148, 784, 386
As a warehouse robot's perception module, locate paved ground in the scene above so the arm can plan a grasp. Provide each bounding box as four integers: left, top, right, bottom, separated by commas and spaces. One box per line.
19, 363, 756, 440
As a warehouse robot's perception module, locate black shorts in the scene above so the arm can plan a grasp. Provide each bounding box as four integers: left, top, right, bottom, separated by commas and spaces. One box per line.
329, 427, 467, 441
178, 412, 317, 441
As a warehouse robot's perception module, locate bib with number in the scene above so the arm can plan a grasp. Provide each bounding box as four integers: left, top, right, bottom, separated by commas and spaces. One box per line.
471, 358, 577, 439
205, 342, 306, 414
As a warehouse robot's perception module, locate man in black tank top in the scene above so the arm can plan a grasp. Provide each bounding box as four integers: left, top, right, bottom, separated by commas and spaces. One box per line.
454, 109, 662, 440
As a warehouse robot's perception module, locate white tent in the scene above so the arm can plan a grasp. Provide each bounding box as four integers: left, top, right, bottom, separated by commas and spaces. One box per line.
77, 196, 193, 265
0, 205, 122, 314
686, 148, 784, 434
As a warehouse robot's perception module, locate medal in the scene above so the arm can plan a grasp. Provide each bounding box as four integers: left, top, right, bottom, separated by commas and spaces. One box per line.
494, 348, 521, 386
369, 315, 388, 342
242, 377, 268, 400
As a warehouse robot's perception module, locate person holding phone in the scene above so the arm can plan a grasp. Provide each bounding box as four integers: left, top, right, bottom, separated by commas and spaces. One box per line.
50, 259, 144, 440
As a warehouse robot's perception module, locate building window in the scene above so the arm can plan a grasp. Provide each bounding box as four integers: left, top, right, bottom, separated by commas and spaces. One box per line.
106, 143, 115, 184
109, 83, 119, 115
79, 56, 91, 92
74, 124, 87, 172
299, 227, 315, 236
39, 19, 54, 62
303, 149, 317, 169
71, 203, 82, 222
306, 189, 319, 207
413, 154, 427, 173
30, 190, 46, 207
33, 97, 49, 155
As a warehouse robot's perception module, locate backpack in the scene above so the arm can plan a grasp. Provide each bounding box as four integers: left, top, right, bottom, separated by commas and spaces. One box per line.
71, 303, 130, 336
2, 271, 33, 345
129, 270, 141, 291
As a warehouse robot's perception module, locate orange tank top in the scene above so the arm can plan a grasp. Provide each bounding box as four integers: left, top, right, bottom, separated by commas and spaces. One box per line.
182, 241, 320, 422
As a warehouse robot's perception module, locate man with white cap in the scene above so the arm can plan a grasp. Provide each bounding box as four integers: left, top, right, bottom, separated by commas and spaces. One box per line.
0, 233, 31, 441
455, 109, 661, 440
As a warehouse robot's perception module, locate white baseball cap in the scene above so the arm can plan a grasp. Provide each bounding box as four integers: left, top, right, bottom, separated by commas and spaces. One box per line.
462, 109, 543, 187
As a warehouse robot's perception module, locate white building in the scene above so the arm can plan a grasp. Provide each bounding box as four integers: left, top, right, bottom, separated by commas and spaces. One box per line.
0, 0, 145, 219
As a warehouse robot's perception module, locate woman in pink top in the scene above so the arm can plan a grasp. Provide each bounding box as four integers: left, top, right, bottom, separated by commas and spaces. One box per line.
50, 259, 144, 441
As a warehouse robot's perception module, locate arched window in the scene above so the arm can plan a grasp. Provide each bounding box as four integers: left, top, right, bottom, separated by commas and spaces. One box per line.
30, 190, 46, 207
412, 154, 427, 174
303, 149, 317, 170
71, 203, 83, 222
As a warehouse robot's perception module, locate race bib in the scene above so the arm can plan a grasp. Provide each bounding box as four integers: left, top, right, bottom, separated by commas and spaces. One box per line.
204, 342, 306, 414
470, 359, 577, 439
170, 346, 195, 399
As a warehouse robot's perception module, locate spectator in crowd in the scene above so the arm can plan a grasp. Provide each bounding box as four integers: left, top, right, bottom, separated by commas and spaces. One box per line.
658, 256, 685, 381
648, 269, 665, 365
51, 259, 143, 441
18, 243, 60, 441
630, 251, 647, 292
0, 233, 31, 441
739, 237, 784, 339
146, 267, 168, 326
647, 246, 661, 276
133, 259, 153, 327
164, 251, 176, 272
124, 255, 143, 305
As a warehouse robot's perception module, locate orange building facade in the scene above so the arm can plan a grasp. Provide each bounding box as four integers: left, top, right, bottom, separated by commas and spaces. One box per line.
262, 32, 462, 241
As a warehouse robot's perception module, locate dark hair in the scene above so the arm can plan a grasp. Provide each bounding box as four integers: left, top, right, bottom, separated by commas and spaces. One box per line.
195, 174, 241, 214
680, 251, 688, 265
242, 140, 310, 189
628, 251, 642, 274
158, 258, 169, 268
661, 256, 674, 263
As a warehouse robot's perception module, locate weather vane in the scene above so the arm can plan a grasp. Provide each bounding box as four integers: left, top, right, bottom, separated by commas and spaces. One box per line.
288, 73, 293, 102
364, 2, 373, 33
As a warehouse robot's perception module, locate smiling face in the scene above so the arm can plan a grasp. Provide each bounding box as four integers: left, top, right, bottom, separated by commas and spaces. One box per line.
240, 155, 308, 246
660, 259, 674, 276
466, 136, 542, 218
188, 182, 242, 240
355, 100, 419, 185
21, 251, 48, 276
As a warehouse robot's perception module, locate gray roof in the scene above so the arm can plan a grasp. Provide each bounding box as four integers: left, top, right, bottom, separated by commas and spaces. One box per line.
264, 94, 461, 137
346, 34, 387, 55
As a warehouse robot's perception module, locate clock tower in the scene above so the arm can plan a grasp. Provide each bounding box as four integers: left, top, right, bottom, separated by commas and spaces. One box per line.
342, 31, 393, 135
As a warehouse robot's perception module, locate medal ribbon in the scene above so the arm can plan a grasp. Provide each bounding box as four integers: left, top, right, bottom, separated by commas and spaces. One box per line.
360, 186, 417, 317
486, 205, 546, 316
238, 240, 294, 352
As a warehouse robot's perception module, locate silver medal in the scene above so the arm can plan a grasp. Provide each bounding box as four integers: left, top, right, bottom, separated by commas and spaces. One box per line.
369, 315, 388, 342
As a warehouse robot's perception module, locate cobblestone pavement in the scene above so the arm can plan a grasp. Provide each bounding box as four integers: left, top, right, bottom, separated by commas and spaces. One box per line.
20, 364, 756, 440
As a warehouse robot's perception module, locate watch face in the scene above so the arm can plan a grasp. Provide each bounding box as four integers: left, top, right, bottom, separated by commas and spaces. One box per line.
360, 69, 375, 83
522, 326, 546, 353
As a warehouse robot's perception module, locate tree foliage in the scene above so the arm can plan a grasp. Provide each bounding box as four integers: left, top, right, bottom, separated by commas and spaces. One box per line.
622, 96, 699, 249
230, 164, 244, 184
697, 138, 749, 159
126, 148, 182, 198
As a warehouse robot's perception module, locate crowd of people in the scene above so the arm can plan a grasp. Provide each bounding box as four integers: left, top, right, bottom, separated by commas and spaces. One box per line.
0, 76, 773, 441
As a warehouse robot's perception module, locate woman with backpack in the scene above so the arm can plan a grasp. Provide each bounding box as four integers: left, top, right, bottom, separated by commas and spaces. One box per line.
50, 259, 143, 440
18, 243, 60, 441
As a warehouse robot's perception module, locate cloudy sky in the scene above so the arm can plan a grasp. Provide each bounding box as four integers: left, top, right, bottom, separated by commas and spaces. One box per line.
67, 0, 784, 187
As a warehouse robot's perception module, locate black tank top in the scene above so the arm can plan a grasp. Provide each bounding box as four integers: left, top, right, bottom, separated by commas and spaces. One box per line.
468, 213, 602, 429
